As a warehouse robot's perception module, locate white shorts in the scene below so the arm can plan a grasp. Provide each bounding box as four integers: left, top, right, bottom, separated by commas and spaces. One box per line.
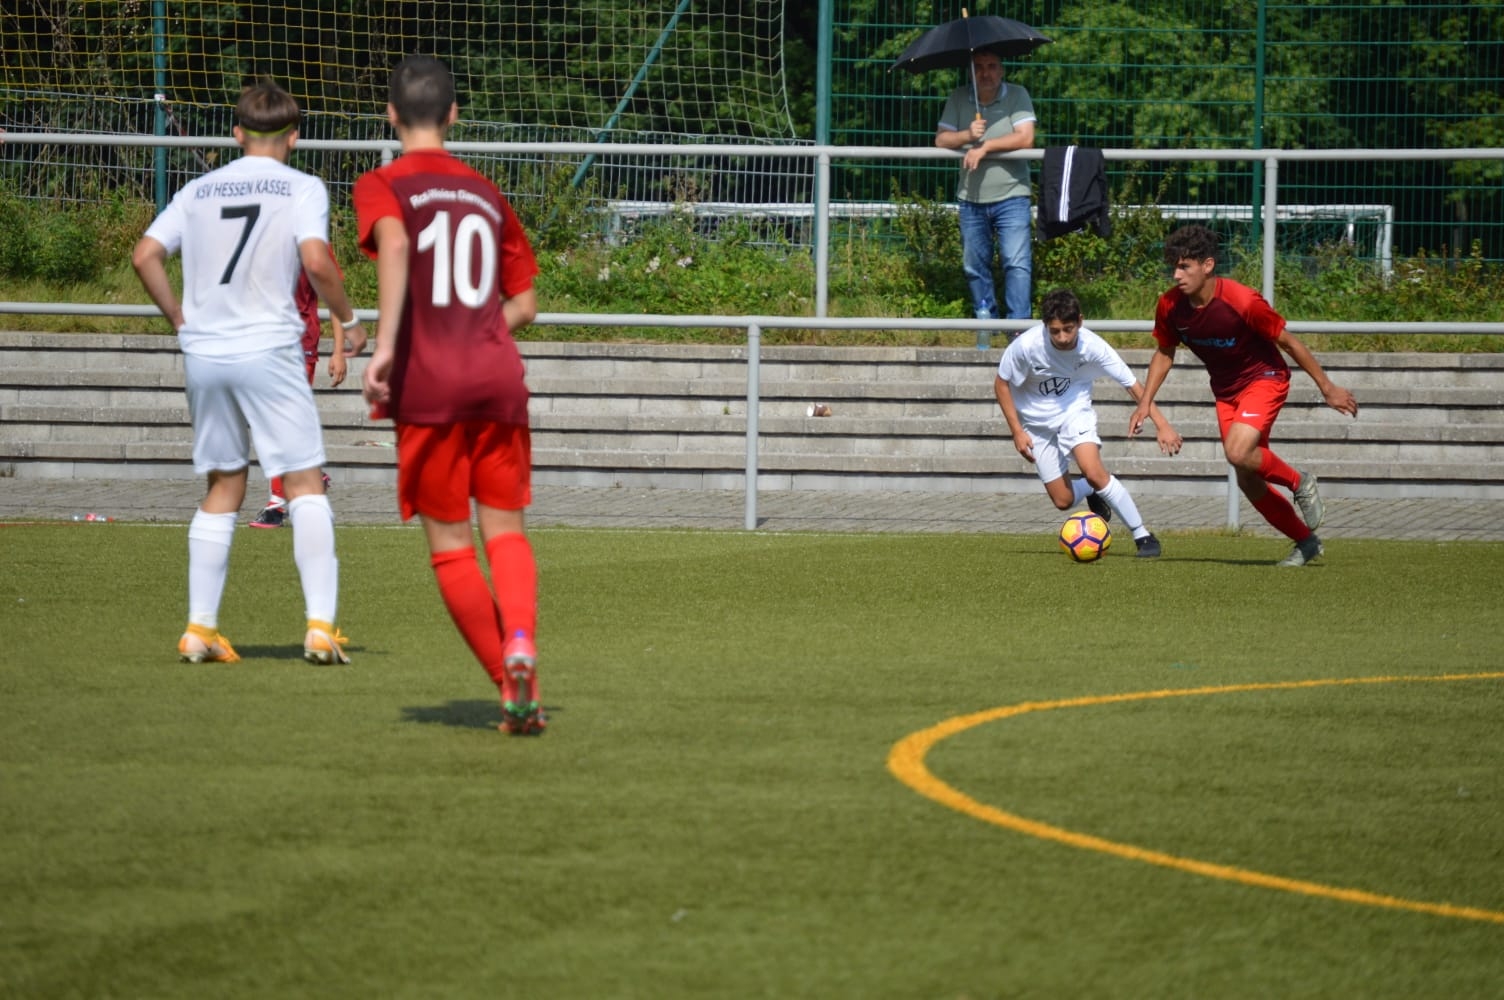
184, 344, 327, 478
1028, 408, 1102, 484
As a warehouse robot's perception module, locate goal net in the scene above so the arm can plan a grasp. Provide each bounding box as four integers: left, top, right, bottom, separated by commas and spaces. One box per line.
0, 1, 805, 213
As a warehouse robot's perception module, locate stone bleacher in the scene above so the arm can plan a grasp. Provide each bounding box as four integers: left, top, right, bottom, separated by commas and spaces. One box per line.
2, 332, 1502, 500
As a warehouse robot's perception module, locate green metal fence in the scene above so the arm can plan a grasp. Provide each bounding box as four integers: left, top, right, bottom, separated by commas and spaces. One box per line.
1, 1, 1500, 266
832, 1, 1504, 262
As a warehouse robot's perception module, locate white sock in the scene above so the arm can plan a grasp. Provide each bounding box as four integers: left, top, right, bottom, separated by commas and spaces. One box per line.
1070, 479, 1093, 507
289, 493, 339, 625
187, 509, 237, 628
1096, 475, 1151, 540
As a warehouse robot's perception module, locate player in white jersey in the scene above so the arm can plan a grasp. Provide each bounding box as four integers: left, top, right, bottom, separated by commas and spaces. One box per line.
132, 80, 364, 664
994, 289, 1183, 557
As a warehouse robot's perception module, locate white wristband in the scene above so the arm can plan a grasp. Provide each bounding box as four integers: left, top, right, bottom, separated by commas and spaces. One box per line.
340, 314, 362, 331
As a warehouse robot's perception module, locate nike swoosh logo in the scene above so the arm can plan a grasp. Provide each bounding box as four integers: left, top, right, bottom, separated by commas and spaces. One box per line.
1241, 411, 1261, 418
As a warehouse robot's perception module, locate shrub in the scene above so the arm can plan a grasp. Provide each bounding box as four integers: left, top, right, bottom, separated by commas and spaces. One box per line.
888, 183, 968, 305
36, 210, 100, 283
0, 194, 41, 278
0, 183, 1500, 346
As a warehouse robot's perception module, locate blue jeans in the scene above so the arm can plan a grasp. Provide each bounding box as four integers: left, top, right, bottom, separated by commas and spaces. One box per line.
959, 196, 1032, 321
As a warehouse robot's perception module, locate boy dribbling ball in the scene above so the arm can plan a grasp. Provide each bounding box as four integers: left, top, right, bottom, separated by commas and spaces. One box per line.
994, 288, 1182, 558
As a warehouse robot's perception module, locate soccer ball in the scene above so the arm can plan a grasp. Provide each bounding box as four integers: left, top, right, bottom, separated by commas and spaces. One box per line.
1059, 510, 1113, 562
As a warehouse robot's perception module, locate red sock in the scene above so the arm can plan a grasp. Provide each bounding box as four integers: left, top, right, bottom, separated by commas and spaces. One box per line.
268, 475, 286, 505
1256, 449, 1299, 491
1250, 486, 1311, 542
429, 547, 506, 684
484, 532, 538, 641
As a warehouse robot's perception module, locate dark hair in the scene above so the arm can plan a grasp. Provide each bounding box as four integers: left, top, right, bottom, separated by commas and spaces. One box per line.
1163, 224, 1219, 267
235, 80, 300, 135
1039, 288, 1083, 324
389, 55, 456, 128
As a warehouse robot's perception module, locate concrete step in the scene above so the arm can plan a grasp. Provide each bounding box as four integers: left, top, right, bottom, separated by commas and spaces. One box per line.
3, 331, 1503, 499
8, 402, 1502, 463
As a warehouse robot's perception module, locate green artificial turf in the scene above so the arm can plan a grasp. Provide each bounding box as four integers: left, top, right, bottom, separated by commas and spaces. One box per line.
2, 523, 1502, 998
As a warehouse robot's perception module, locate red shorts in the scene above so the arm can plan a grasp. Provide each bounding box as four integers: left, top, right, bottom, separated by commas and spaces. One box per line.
394, 421, 532, 522
1215, 378, 1289, 446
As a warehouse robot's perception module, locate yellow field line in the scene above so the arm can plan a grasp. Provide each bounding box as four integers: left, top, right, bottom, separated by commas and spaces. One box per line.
887, 672, 1504, 925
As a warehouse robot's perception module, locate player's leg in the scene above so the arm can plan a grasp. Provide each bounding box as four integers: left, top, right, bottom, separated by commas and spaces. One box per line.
1052, 411, 1114, 522
473, 422, 543, 735
1218, 399, 1320, 562
423, 513, 511, 680
1071, 440, 1159, 556
477, 505, 542, 735
1041, 474, 1086, 511
478, 504, 535, 652
1033, 429, 1083, 511
240, 344, 347, 660
301, 345, 335, 496
1220, 381, 1308, 496
397, 423, 521, 716
179, 355, 251, 662
181, 466, 249, 662
1236, 380, 1326, 529
1227, 423, 1308, 541
255, 344, 323, 528
251, 474, 287, 528
282, 465, 348, 664
185, 471, 245, 663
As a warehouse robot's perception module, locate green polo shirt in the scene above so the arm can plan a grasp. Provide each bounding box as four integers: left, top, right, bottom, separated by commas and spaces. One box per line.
939, 82, 1036, 204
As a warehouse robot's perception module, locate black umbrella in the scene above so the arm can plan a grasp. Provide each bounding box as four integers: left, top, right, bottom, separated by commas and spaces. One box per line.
891, 14, 1052, 75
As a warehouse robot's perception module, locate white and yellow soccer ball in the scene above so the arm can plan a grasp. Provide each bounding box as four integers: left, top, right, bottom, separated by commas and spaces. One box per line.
1059, 510, 1113, 563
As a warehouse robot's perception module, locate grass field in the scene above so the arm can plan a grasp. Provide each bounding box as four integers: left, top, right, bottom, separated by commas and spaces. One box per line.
3, 522, 1503, 998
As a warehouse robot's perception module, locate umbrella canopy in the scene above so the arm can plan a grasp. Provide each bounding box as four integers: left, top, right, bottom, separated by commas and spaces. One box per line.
892, 15, 1052, 74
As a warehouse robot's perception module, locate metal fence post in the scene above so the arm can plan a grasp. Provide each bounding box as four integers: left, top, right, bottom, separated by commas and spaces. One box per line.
1225, 152, 1285, 531
744, 322, 761, 530
815, 153, 831, 318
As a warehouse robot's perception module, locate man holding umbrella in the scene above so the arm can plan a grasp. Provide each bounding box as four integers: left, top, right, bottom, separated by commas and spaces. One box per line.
935, 46, 1037, 330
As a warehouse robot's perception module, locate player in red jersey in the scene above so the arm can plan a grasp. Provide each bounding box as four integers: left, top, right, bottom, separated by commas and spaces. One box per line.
251, 251, 365, 528
1128, 224, 1359, 566
355, 55, 546, 735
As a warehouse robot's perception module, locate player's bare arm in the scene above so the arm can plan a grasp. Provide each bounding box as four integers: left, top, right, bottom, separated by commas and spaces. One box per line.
1275, 329, 1360, 418
1129, 347, 1176, 437
502, 287, 539, 336
298, 238, 362, 386
361, 216, 411, 407
130, 236, 185, 331
993, 375, 1035, 463
1126, 382, 1183, 456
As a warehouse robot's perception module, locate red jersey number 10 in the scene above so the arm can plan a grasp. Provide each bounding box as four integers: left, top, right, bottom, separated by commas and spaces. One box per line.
416, 209, 497, 308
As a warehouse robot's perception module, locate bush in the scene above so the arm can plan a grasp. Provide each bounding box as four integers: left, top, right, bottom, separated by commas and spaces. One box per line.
0, 194, 41, 278
0, 193, 153, 284
888, 183, 968, 306
1, 183, 1501, 347
36, 211, 99, 283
